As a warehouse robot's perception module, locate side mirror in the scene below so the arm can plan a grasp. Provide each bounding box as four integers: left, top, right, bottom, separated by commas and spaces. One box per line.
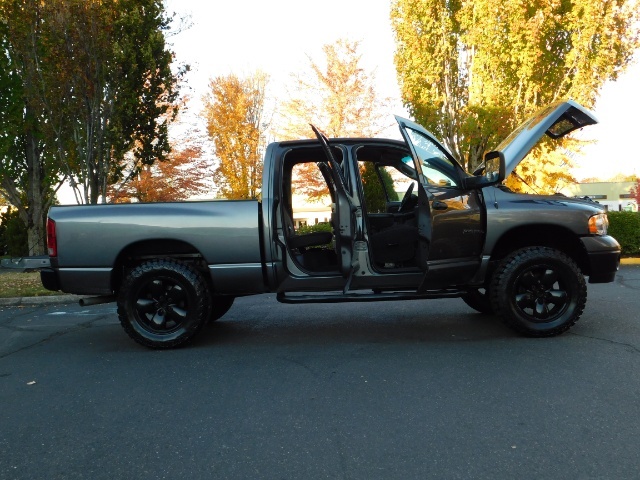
463, 151, 505, 189
483, 150, 505, 183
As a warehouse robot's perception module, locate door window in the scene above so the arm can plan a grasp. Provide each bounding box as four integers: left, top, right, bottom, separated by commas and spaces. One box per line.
359, 162, 416, 213
404, 129, 458, 188
290, 162, 333, 233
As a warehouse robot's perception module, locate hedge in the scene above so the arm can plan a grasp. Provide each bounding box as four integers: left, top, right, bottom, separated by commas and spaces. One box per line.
296, 221, 333, 236
295, 222, 334, 249
608, 211, 640, 256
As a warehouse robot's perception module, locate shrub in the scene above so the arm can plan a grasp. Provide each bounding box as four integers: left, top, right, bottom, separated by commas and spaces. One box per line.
297, 221, 332, 236
296, 221, 334, 249
608, 211, 640, 256
0, 208, 29, 257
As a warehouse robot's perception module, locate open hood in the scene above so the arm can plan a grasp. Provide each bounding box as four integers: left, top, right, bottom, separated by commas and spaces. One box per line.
496, 100, 598, 177
396, 100, 597, 180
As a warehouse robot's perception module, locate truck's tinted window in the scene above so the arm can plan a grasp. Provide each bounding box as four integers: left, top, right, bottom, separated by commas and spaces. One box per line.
404, 128, 458, 187
358, 161, 415, 213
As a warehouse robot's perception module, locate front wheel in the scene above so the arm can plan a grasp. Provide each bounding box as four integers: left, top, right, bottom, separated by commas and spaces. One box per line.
117, 259, 211, 348
490, 247, 587, 337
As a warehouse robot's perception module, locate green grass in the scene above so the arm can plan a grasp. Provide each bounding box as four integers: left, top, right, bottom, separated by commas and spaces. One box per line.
0, 271, 60, 298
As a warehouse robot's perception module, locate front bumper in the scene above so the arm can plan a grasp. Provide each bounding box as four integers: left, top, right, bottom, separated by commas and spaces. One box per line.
581, 235, 620, 283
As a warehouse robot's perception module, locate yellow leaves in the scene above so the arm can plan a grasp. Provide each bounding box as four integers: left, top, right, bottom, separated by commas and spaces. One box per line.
277, 38, 391, 141
392, 0, 640, 177
202, 71, 268, 200
506, 140, 578, 194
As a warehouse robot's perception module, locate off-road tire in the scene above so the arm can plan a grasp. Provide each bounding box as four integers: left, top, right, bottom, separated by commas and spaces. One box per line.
209, 296, 235, 323
490, 247, 587, 337
461, 287, 494, 314
117, 259, 211, 349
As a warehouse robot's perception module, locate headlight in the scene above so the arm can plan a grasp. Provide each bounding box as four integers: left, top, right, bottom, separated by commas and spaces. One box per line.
588, 213, 608, 235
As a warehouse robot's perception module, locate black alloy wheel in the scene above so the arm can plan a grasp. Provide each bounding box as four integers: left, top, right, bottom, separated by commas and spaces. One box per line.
117, 259, 210, 348
512, 264, 569, 320
491, 247, 587, 337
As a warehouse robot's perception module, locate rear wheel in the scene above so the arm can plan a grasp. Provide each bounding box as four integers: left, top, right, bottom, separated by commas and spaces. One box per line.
117, 259, 210, 348
491, 247, 586, 337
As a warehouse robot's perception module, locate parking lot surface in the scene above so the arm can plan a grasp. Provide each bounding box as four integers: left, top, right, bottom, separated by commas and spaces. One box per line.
1, 266, 639, 479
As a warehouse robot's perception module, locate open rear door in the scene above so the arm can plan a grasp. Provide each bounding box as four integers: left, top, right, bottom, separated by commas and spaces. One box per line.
310, 125, 357, 280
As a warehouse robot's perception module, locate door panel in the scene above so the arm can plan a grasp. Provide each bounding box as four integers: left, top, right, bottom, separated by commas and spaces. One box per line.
395, 116, 485, 289
426, 187, 484, 260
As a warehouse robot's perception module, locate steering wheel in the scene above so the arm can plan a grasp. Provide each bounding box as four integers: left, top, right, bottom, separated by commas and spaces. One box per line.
398, 182, 415, 212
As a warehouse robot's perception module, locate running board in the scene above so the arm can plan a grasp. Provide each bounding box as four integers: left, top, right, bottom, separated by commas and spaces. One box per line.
277, 289, 463, 304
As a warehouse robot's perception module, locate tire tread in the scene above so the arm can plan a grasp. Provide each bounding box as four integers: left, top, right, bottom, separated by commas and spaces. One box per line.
490, 247, 586, 337
117, 259, 210, 349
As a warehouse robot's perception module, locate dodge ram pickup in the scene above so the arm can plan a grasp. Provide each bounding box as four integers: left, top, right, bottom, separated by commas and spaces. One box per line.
41, 100, 620, 348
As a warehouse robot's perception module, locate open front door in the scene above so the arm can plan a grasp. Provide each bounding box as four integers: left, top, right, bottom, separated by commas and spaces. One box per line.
395, 117, 433, 274
310, 125, 357, 280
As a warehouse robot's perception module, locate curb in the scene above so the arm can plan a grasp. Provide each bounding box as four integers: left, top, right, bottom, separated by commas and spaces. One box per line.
621, 258, 640, 266
0, 295, 89, 307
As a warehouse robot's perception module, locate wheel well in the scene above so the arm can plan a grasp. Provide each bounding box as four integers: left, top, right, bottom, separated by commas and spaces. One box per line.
111, 239, 207, 293
489, 225, 590, 275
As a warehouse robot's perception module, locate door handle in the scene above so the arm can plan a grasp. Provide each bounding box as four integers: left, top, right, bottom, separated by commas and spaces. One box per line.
432, 200, 448, 210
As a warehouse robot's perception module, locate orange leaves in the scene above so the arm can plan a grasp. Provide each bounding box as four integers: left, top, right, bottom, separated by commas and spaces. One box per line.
108, 144, 211, 203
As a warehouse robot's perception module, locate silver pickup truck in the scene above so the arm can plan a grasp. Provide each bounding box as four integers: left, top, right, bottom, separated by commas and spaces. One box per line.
41, 100, 620, 348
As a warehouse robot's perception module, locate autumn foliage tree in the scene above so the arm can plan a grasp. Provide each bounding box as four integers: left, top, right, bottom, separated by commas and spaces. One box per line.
107, 145, 211, 203
278, 39, 391, 140
632, 178, 640, 206
391, 0, 640, 193
203, 72, 268, 200
278, 39, 392, 201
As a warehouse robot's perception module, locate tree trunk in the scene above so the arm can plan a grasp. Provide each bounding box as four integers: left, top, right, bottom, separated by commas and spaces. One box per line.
25, 128, 46, 255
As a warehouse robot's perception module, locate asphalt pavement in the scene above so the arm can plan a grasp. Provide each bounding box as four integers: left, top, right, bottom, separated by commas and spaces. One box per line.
0, 265, 639, 479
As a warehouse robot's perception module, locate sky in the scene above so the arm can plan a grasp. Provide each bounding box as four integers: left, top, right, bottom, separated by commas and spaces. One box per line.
163, 0, 640, 182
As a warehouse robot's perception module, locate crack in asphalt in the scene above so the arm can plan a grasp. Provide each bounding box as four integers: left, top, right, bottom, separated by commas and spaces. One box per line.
1, 324, 61, 333
569, 331, 640, 354
0, 317, 106, 360
615, 272, 640, 290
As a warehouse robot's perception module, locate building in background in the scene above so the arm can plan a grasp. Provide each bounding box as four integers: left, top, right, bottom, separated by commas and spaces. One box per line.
561, 181, 637, 212
291, 194, 332, 229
